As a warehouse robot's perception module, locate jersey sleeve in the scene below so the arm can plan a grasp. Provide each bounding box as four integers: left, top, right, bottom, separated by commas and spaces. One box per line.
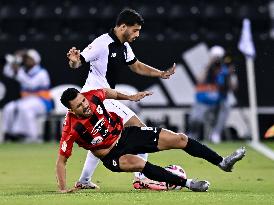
59, 114, 74, 158
80, 40, 101, 63
83, 89, 106, 102
124, 42, 137, 65
59, 131, 74, 158
95, 89, 106, 101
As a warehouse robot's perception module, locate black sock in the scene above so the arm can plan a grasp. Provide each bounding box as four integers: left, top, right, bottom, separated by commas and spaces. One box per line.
183, 137, 223, 165
141, 162, 187, 187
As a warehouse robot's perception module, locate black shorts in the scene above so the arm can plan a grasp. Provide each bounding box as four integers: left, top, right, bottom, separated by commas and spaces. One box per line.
101, 126, 162, 172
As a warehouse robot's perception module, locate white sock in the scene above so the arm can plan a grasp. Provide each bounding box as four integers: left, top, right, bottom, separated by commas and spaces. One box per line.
79, 151, 100, 183
218, 158, 225, 167
185, 179, 193, 188
134, 153, 148, 179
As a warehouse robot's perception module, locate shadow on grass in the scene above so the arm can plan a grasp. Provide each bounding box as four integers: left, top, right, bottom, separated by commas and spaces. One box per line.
1, 189, 154, 197
1, 188, 255, 198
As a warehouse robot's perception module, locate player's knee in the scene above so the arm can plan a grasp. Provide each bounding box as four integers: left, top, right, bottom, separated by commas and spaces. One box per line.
119, 155, 144, 172
119, 155, 136, 168
178, 133, 188, 147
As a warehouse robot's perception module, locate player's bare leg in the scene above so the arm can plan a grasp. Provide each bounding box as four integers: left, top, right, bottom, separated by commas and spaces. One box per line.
157, 129, 246, 172
75, 115, 151, 190
124, 116, 160, 190
119, 154, 209, 192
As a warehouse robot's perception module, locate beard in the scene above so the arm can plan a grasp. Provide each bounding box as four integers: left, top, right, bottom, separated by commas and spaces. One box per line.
123, 30, 137, 42
123, 30, 131, 42
80, 107, 92, 118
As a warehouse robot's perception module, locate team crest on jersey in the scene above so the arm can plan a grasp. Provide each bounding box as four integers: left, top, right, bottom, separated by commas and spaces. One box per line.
96, 105, 103, 114
61, 141, 67, 152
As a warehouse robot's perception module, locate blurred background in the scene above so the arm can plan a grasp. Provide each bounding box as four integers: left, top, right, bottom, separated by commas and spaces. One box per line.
0, 0, 273, 143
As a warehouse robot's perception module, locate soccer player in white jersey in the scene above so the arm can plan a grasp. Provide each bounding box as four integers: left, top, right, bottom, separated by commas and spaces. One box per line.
67, 8, 176, 190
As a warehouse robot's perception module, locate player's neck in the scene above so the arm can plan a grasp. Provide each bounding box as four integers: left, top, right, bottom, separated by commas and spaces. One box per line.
113, 27, 126, 43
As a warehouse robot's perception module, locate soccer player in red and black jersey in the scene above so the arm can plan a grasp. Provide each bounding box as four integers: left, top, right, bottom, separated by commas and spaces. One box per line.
56, 88, 246, 193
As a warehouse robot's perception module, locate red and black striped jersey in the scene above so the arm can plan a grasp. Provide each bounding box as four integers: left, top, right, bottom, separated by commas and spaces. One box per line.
59, 89, 123, 158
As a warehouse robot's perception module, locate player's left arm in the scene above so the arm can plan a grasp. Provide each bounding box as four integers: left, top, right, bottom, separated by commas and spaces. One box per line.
103, 88, 152, 102
129, 60, 176, 79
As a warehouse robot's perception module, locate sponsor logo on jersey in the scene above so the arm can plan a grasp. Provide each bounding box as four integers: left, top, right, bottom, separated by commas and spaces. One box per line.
91, 118, 109, 137
111, 53, 116, 57
91, 136, 103, 145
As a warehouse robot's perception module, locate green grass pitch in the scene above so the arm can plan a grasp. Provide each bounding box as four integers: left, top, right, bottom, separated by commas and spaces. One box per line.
0, 142, 274, 205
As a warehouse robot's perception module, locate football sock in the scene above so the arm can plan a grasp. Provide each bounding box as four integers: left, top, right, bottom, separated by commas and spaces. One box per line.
142, 162, 187, 187
79, 151, 100, 183
185, 179, 192, 188
134, 153, 148, 180
183, 137, 223, 165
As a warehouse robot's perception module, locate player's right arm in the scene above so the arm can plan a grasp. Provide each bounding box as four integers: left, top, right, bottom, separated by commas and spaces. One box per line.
67, 47, 82, 69
67, 40, 101, 69
56, 154, 69, 192
56, 115, 76, 193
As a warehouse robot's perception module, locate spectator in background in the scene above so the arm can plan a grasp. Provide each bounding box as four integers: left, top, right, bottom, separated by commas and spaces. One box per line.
188, 46, 237, 143
209, 55, 238, 143
1, 49, 54, 143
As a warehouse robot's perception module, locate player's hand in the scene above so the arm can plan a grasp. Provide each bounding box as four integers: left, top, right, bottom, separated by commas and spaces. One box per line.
130, 91, 153, 102
160, 63, 176, 79
67, 47, 81, 62
67, 47, 82, 69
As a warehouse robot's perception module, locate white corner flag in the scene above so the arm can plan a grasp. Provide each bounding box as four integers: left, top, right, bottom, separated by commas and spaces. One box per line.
238, 18, 258, 142
238, 19, 256, 58
239, 19, 274, 160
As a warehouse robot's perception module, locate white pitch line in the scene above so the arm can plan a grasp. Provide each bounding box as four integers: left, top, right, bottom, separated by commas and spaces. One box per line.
248, 141, 274, 161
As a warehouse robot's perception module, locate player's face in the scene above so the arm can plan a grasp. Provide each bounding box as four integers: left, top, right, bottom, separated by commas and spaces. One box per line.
69, 93, 92, 118
124, 24, 141, 42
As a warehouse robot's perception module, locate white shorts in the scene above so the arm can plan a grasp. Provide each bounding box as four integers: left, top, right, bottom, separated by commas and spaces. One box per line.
103, 99, 136, 124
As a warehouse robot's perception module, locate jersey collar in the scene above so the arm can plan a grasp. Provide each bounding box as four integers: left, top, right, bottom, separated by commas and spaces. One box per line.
108, 28, 123, 45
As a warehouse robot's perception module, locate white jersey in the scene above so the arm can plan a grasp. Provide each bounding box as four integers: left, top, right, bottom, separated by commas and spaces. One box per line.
80, 29, 137, 92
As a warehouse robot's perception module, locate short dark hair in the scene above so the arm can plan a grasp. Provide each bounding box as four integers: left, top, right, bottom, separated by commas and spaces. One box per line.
60, 88, 80, 109
116, 8, 144, 26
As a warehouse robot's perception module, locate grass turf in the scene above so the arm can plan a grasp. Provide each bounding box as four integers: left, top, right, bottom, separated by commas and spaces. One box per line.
264, 140, 274, 150
0, 142, 274, 205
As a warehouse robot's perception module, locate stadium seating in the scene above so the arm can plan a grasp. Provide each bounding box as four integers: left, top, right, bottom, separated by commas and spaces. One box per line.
37, 84, 81, 141
0, 0, 270, 42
